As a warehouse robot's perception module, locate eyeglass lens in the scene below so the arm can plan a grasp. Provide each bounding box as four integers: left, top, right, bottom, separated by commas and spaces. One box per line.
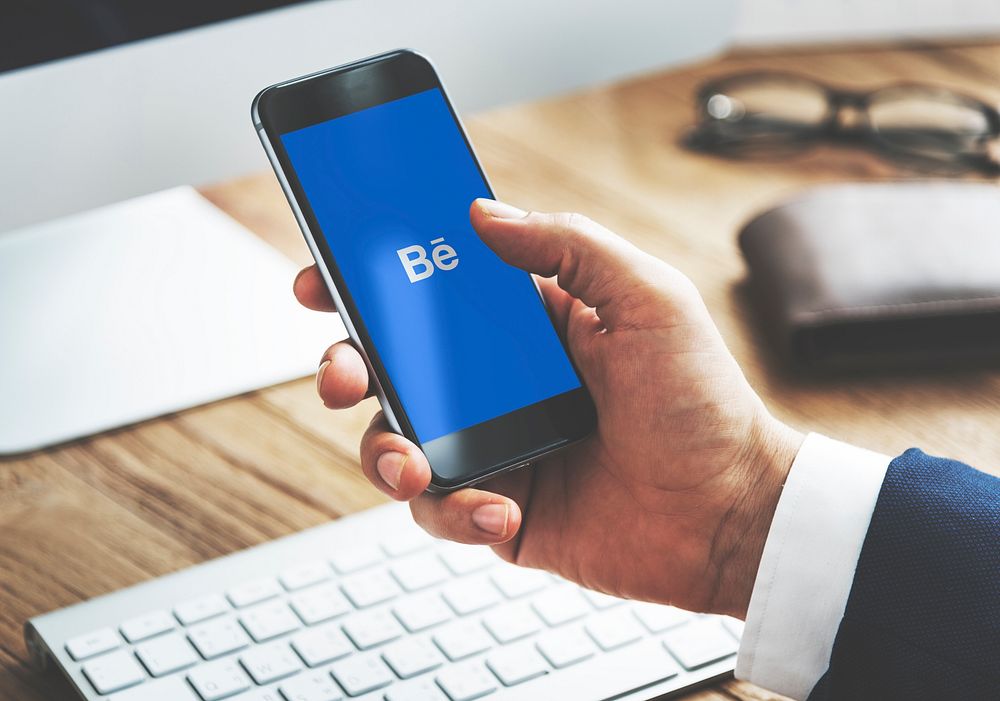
697, 74, 995, 164
867, 87, 993, 157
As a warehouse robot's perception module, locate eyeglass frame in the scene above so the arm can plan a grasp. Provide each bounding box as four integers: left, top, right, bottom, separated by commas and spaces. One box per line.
689, 71, 1000, 172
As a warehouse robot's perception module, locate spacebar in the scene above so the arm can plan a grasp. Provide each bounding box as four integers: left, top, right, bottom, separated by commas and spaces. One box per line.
109, 676, 199, 701
522, 639, 680, 700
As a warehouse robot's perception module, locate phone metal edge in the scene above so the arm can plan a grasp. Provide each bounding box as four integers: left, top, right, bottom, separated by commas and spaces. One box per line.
255, 127, 405, 436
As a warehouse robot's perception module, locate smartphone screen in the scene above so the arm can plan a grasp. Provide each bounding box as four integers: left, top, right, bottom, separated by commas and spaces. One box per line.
279, 87, 582, 445
255, 51, 594, 489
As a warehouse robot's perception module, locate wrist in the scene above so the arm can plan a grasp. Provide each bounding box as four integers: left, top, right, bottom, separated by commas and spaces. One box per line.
710, 413, 804, 618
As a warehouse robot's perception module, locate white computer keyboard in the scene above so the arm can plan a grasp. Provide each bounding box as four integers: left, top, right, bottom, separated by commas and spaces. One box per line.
26, 503, 742, 701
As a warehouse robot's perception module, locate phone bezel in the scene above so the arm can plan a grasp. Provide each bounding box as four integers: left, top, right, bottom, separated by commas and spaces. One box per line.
252, 49, 595, 491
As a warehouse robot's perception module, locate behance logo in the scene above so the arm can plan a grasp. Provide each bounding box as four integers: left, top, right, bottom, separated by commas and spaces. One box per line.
396, 237, 459, 283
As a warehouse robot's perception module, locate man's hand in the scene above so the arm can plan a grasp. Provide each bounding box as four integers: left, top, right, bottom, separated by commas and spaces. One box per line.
294, 199, 803, 619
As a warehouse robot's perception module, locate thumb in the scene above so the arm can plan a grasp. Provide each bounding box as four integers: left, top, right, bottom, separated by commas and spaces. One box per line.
471, 198, 673, 329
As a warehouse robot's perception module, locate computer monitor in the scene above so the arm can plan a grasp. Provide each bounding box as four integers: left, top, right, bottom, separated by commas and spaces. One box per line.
0, 0, 736, 454
0, 0, 735, 231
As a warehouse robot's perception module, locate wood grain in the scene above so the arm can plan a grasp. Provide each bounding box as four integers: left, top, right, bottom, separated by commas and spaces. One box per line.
2, 41, 998, 701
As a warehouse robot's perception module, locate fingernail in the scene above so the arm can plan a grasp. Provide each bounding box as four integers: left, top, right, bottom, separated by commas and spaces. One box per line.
376, 451, 408, 491
477, 199, 527, 219
316, 359, 331, 396
472, 503, 509, 537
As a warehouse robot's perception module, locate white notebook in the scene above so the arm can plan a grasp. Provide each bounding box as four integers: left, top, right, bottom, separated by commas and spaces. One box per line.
0, 186, 342, 454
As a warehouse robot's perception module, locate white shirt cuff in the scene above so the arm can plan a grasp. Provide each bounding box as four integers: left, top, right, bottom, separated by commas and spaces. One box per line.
734, 433, 891, 700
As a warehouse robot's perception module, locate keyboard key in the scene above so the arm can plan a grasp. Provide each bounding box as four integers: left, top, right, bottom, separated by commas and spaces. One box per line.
390, 553, 450, 592
280, 671, 344, 701
290, 582, 353, 626
381, 529, 434, 558
341, 570, 402, 608
228, 578, 283, 608
330, 544, 383, 574
280, 561, 333, 592
662, 619, 739, 669
631, 602, 692, 633
437, 544, 495, 576
330, 652, 394, 696
240, 641, 303, 684
135, 632, 199, 676
382, 636, 445, 678
231, 690, 283, 701
530, 587, 591, 626
120, 610, 176, 642
385, 678, 449, 701
392, 593, 453, 632
432, 621, 493, 661
489, 566, 548, 599
342, 609, 405, 649
109, 675, 199, 701
175, 594, 230, 626
481, 604, 542, 644
82, 650, 146, 694
66, 627, 121, 661
585, 609, 645, 651
189, 617, 251, 659
441, 577, 501, 616
485, 643, 549, 685
515, 638, 679, 698
436, 661, 497, 701
535, 627, 597, 668
291, 623, 354, 667
188, 659, 252, 700
240, 600, 301, 642
581, 589, 624, 610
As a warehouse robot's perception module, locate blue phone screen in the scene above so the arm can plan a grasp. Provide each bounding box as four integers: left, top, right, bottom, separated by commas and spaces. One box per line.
281, 88, 581, 443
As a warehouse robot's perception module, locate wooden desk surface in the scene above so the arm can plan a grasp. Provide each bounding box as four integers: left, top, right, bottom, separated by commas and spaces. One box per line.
3, 41, 999, 701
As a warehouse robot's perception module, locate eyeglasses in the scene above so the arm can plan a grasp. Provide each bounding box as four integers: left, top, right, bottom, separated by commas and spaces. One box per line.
684, 72, 1000, 174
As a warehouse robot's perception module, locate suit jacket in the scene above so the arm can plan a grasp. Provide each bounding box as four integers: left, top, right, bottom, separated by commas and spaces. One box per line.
808, 449, 1000, 700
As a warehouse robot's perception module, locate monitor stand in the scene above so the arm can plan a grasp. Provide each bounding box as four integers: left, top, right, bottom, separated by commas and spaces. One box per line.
0, 187, 342, 455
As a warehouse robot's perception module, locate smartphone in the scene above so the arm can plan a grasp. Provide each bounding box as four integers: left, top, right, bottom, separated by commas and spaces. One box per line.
252, 49, 595, 492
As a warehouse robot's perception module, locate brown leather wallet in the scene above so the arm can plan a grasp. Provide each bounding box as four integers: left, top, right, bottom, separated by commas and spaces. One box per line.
738, 182, 1000, 371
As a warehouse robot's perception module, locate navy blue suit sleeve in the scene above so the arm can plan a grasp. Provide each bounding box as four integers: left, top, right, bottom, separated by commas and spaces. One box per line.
808, 449, 1000, 700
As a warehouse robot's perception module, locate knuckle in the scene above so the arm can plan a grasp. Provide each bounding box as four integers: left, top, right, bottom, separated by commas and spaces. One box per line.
548, 211, 593, 234
409, 499, 443, 536
565, 211, 593, 231
663, 266, 701, 304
